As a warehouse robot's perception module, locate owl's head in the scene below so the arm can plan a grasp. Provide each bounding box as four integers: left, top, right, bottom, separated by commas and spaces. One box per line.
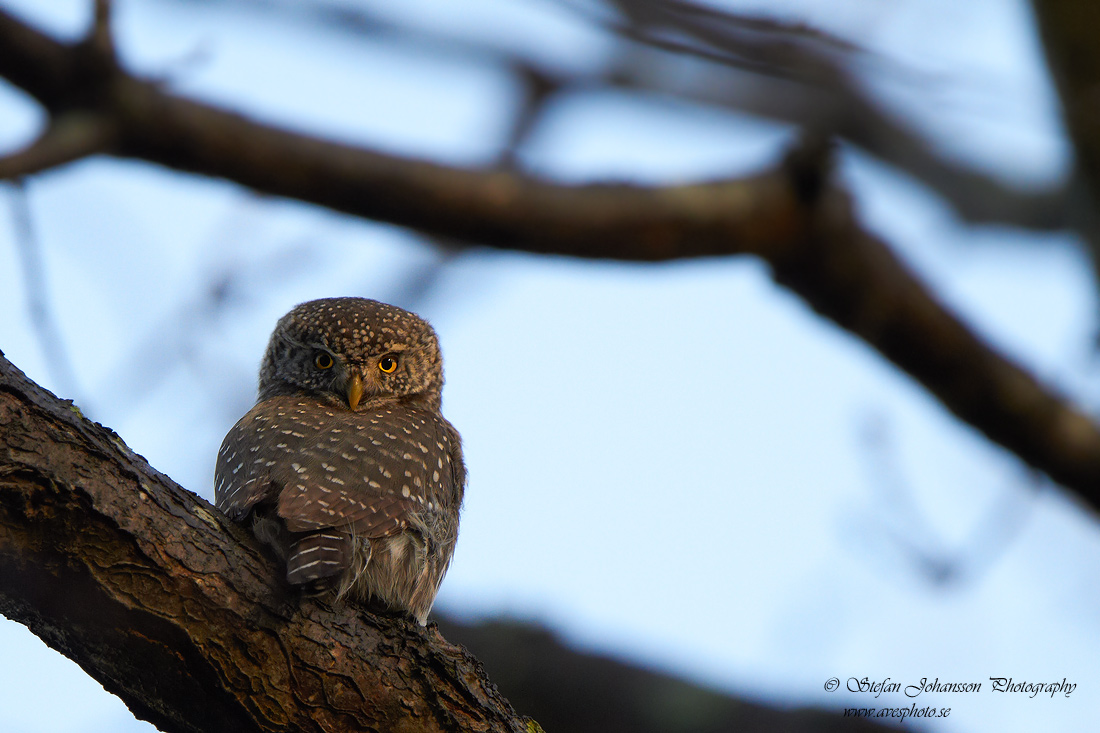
258, 297, 445, 410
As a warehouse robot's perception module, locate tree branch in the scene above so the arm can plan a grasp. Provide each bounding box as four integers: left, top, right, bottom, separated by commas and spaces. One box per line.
0, 6, 1098, 508
0, 351, 530, 733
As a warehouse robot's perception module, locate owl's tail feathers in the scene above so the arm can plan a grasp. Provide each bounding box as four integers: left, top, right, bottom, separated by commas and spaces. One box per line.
286, 532, 350, 585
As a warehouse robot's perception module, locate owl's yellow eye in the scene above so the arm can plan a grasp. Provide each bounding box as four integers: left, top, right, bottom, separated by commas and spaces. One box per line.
314, 352, 334, 370
378, 356, 398, 373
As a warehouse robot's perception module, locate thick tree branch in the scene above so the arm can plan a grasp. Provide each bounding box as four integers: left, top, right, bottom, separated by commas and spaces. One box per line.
775, 142, 1100, 505
0, 7, 1099, 508
0, 352, 530, 733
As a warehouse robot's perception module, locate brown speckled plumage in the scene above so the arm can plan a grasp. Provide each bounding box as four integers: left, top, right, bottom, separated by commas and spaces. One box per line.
215, 297, 465, 624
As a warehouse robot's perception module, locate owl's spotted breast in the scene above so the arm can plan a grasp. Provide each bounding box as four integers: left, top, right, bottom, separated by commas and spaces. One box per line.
217, 395, 460, 536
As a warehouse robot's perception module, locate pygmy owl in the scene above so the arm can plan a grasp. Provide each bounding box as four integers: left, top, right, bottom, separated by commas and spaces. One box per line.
215, 297, 465, 624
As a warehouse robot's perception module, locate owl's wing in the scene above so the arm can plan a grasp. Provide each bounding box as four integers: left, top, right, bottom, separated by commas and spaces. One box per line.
215, 404, 282, 522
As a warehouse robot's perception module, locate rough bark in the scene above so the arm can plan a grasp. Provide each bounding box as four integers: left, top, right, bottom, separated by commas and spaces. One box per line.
0, 351, 529, 733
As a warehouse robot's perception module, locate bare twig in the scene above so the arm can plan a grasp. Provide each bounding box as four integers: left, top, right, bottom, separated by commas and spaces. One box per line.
498, 64, 562, 169
5, 180, 85, 405
855, 410, 1036, 587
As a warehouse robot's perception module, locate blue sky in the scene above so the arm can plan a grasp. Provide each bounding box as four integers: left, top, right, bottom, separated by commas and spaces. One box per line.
1, 1, 1098, 731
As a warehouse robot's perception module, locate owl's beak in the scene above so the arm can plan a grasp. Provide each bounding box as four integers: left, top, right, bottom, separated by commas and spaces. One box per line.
346, 372, 364, 411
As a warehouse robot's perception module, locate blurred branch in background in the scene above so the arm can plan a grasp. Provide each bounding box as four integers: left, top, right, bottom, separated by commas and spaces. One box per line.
855, 410, 1036, 589
437, 614, 893, 733
0, 2, 1097, 506
171, 0, 1100, 313
91, 193, 320, 423
203, 0, 1076, 233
